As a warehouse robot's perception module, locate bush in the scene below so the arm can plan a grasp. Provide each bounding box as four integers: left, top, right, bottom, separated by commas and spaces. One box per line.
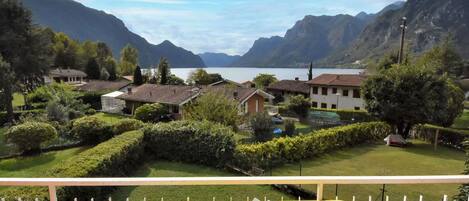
113, 118, 144, 135
5, 122, 58, 154
70, 116, 113, 144
143, 121, 236, 167
249, 112, 274, 142
284, 119, 296, 137
286, 95, 311, 118
234, 122, 391, 169
311, 108, 375, 122
0, 110, 45, 125
80, 92, 105, 110
2, 130, 145, 201
414, 124, 469, 150
85, 108, 97, 115
134, 103, 169, 123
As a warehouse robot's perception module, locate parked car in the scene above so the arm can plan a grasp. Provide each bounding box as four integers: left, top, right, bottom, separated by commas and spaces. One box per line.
271, 114, 284, 124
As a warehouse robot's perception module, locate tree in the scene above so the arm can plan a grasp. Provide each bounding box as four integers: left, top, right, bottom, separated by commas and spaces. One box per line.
249, 112, 274, 142
102, 57, 118, 80
5, 122, 58, 154
52, 32, 80, 69
417, 38, 464, 78
85, 58, 100, 79
156, 57, 171, 85
184, 91, 240, 131
77, 40, 98, 68
133, 65, 144, 85
0, 0, 53, 122
253, 74, 278, 89
168, 74, 186, 85
134, 103, 169, 123
362, 64, 464, 138
96, 42, 113, 62
187, 68, 223, 85
286, 95, 311, 119
308, 62, 313, 80
119, 44, 138, 76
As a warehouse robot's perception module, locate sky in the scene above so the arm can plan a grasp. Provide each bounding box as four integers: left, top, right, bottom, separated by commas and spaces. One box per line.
74, 0, 400, 56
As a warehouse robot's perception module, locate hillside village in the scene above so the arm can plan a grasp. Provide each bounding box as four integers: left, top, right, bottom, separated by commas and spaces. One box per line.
1, 0, 469, 201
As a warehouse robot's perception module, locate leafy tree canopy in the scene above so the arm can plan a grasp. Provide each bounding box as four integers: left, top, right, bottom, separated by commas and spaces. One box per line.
253, 74, 278, 89
119, 44, 138, 76
187, 68, 223, 85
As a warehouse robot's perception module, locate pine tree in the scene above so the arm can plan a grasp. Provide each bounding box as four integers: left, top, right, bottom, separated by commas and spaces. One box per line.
133, 66, 144, 85
308, 62, 313, 80
157, 57, 170, 85
85, 58, 100, 79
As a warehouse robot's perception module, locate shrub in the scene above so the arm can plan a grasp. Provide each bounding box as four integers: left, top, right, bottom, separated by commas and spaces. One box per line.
284, 119, 296, 137
286, 95, 311, 118
2, 130, 145, 201
414, 124, 469, 150
70, 116, 113, 144
5, 122, 58, 154
143, 121, 236, 167
134, 103, 169, 123
249, 112, 274, 142
80, 92, 105, 110
311, 108, 375, 122
113, 118, 144, 135
0, 110, 45, 126
234, 122, 391, 169
85, 108, 97, 115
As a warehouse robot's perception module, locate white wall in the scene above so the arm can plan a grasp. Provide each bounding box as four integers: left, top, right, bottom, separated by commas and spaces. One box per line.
310, 85, 365, 110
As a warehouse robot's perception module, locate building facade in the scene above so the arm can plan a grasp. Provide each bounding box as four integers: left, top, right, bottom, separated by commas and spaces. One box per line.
307, 74, 367, 110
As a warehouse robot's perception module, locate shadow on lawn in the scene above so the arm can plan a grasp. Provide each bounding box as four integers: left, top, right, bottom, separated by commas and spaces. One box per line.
401, 141, 464, 161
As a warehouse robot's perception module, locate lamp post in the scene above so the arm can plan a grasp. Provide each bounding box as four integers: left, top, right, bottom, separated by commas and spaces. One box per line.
335, 93, 341, 110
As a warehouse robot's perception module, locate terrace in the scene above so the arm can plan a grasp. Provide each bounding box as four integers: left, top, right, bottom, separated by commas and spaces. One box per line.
1, 176, 469, 201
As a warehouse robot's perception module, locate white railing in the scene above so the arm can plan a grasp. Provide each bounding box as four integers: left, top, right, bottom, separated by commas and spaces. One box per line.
1, 175, 469, 201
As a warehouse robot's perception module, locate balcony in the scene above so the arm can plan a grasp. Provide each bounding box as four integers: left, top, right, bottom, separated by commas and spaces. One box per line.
1, 175, 469, 201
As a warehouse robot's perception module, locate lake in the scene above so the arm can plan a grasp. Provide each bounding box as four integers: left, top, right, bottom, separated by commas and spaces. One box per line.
145, 67, 364, 83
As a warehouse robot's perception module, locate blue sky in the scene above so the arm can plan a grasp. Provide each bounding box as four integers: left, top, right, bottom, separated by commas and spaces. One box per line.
74, 0, 400, 55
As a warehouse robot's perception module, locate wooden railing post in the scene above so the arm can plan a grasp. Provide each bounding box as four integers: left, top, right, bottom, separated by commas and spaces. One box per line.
316, 183, 324, 201
48, 185, 57, 201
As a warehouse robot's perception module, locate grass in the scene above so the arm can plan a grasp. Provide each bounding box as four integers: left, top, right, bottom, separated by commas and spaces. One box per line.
12, 93, 25, 108
277, 120, 314, 135
452, 109, 469, 129
465, 101, 469, 109
111, 161, 292, 201
90, 112, 126, 125
272, 140, 465, 201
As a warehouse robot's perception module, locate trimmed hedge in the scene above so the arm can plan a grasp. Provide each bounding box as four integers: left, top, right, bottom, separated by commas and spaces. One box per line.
311, 108, 375, 122
233, 122, 391, 169
2, 130, 145, 201
143, 121, 236, 167
414, 125, 469, 150
113, 118, 144, 135
70, 116, 113, 144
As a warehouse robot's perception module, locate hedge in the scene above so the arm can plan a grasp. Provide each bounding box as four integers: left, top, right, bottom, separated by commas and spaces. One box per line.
311, 108, 375, 122
414, 125, 469, 150
79, 92, 105, 110
0, 110, 45, 125
233, 122, 391, 169
2, 130, 145, 201
143, 121, 236, 167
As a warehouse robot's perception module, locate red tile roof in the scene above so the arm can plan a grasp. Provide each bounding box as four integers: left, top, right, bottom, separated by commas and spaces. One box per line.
306, 74, 367, 87
266, 80, 310, 94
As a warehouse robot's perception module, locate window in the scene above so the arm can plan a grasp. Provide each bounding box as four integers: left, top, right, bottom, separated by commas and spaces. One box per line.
321, 103, 327, 109
312, 102, 318, 108
353, 89, 361, 98
343, 90, 349, 97
331, 104, 337, 109
354, 107, 361, 111
321, 87, 328, 95
332, 88, 337, 94
312, 87, 318, 94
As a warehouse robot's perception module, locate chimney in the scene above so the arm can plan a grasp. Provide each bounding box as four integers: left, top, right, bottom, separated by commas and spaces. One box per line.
127, 88, 132, 94
173, 89, 176, 94
295, 77, 299, 81
233, 91, 238, 99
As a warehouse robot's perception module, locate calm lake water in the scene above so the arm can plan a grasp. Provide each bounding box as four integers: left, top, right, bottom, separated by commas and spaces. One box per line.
149, 67, 364, 83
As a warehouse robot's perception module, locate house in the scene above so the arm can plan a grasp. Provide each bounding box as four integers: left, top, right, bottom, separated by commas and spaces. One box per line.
116, 84, 274, 118
202, 85, 274, 115
242, 81, 256, 88
209, 79, 245, 88
307, 74, 367, 110
45, 68, 87, 85
77, 80, 132, 93
117, 84, 200, 118
266, 79, 310, 102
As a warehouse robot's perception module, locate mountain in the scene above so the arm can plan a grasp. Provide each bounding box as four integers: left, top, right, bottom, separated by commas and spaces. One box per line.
198, 53, 241, 67
232, 1, 405, 67
21, 0, 205, 68
232, 15, 369, 67
327, 0, 469, 64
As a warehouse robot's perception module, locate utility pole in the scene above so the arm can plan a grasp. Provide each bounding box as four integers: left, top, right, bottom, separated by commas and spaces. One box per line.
398, 17, 408, 65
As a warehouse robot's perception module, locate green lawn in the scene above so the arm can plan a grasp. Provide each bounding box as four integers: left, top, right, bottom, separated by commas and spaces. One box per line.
452, 109, 469, 129
12, 93, 25, 108
111, 161, 292, 201
90, 112, 126, 124
272, 140, 465, 201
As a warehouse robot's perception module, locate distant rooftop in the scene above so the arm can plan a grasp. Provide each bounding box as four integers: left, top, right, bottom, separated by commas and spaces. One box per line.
267, 80, 310, 94
50, 68, 87, 77
307, 74, 367, 87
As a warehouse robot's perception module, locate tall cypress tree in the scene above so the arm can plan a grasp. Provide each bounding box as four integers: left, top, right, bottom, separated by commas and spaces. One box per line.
85, 58, 100, 79
133, 65, 143, 85
157, 57, 170, 85
308, 62, 313, 81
